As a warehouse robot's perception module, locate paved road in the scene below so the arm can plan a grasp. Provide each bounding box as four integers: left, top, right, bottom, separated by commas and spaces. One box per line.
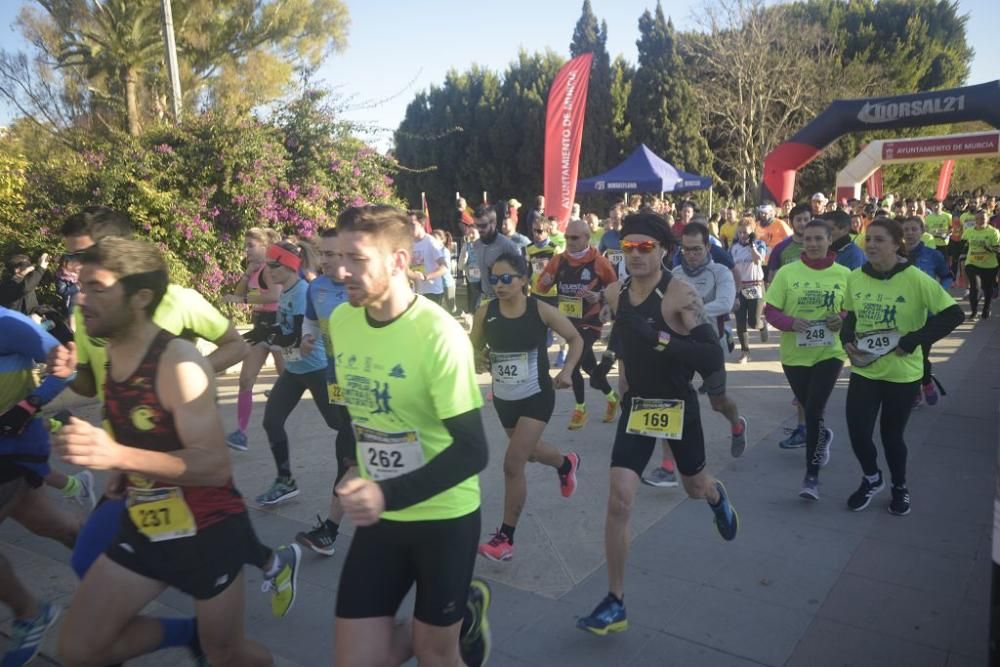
2, 311, 995, 666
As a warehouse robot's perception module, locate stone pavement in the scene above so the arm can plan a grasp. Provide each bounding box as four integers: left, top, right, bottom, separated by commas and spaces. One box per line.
2, 311, 995, 666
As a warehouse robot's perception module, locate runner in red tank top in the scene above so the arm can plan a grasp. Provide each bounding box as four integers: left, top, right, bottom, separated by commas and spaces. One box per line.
53, 237, 274, 667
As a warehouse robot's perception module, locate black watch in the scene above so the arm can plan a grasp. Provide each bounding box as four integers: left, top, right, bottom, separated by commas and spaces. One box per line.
25, 395, 44, 409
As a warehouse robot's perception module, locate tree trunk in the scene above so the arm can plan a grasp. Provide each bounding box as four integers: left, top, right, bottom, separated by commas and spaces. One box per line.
124, 66, 141, 136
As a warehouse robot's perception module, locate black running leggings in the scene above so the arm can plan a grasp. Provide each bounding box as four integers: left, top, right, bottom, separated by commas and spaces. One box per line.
845, 372, 919, 487
572, 327, 612, 404
966, 264, 998, 316
921, 341, 933, 385
782, 358, 843, 476
263, 368, 351, 479
734, 293, 761, 352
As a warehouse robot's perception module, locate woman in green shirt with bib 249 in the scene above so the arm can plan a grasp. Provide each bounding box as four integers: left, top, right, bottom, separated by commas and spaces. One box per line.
840, 218, 963, 516
961, 209, 1000, 320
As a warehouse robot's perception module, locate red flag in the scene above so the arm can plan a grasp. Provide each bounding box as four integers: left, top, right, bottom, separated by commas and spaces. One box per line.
421, 192, 432, 233
544, 53, 592, 230
865, 168, 883, 200
935, 160, 956, 202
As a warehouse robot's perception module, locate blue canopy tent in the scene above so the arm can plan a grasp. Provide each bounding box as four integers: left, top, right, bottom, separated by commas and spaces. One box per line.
576, 144, 712, 206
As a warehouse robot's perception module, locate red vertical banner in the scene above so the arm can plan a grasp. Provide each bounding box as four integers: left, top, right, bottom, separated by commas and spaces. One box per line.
544, 53, 592, 229
936, 160, 956, 202
865, 168, 883, 200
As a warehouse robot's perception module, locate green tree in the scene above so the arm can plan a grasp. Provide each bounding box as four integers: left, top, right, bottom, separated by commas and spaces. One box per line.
570, 0, 615, 178
609, 55, 634, 161
1, 0, 350, 135
626, 2, 714, 179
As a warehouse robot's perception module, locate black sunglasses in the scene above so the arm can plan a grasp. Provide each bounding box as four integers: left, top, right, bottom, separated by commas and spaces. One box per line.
488, 273, 520, 285
266, 261, 283, 269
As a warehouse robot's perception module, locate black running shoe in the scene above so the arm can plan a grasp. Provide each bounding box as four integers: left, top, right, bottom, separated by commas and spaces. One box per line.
888, 485, 911, 516
847, 472, 885, 511
295, 515, 337, 556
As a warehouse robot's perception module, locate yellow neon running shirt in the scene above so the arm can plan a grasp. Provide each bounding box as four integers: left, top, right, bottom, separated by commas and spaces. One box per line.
329, 295, 483, 521
843, 265, 956, 383
765, 260, 850, 367
962, 226, 1000, 269
75, 283, 230, 398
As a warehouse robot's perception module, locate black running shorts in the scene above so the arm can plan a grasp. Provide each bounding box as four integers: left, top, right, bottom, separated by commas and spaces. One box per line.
106, 510, 258, 600
493, 390, 555, 429
336, 509, 480, 627
610, 391, 706, 477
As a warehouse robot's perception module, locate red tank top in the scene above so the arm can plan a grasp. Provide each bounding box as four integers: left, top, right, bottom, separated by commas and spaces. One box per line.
249, 265, 278, 313
104, 330, 245, 529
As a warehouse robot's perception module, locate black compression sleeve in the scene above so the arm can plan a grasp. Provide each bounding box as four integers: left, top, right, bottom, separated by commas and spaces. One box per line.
898, 304, 964, 353
840, 312, 857, 345
377, 408, 489, 512
270, 314, 304, 347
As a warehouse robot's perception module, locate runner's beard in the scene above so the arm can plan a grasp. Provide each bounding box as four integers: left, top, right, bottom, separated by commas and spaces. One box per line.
347, 268, 391, 308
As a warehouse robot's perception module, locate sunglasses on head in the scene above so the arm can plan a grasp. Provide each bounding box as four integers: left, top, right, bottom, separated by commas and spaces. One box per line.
266, 261, 284, 269
488, 273, 520, 285
621, 240, 658, 253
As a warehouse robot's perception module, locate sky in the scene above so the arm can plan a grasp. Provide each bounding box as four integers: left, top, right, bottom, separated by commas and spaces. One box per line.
1, 0, 997, 149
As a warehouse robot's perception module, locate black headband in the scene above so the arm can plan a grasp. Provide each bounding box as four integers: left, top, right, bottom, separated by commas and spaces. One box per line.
621, 214, 672, 245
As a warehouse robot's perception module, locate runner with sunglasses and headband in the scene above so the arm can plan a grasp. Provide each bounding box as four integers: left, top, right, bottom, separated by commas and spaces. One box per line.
471, 252, 584, 562
578, 212, 739, 636
536, 219, 619, 430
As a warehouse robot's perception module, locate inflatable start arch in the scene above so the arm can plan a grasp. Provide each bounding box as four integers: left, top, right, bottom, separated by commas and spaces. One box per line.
835, 131, 1000, 202
761, 80, 1000, 204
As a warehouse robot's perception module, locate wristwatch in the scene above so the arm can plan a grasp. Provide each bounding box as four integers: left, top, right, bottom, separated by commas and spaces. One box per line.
18, 395, 43, 414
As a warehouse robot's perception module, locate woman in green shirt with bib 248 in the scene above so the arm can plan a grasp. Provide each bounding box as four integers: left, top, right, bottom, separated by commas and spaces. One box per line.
840, 218, 964, 516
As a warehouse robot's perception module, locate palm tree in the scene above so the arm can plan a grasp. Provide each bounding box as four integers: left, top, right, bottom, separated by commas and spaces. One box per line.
56, 0, 163, 135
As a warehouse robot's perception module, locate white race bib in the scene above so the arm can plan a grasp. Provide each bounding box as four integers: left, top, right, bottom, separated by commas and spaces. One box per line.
282, 346, 302, 362
606, 250, 624, 265
355, 424, 424, 481
741, 285, 763, 300
467, 266, 481, 282
856, 329, 901, 358
491, 352, 530, 385
796, 321, 834, 348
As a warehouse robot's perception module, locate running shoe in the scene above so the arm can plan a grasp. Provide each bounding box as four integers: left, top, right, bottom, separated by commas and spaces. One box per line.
226, 429, 248, 452
568, 407, 587, 430
460, 578, 492, 667
710, 481, 739, 541
778, 425, 806, 449
738, 352, 749, 364
888, 485, 911, 516
799, 474, 820, 501
72, 470, 97, 511
295, 515, 337, 556
261, 544, 301, 618
922, 380, 939, 406
1, 602, 60, 667
576, 593, 628, 636
602, 393, 620, 423
256, 477, 299, 506
982, 309, 991, 320
641, 465, 679, 488
554, 350, 566, 368
478, 532, 514, 562
731, 416, 748, 458
759, 325, 769, 343
559, 452, 581, 498
847, 472, 885, 512
814, 427, 833, 468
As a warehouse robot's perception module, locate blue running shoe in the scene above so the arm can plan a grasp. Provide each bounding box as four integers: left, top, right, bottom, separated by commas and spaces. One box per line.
710, 481, 739, 541
577, 594, 628, 636
778, 425, 806, 449
226, 429, 248, 452
2, 602, 60, 667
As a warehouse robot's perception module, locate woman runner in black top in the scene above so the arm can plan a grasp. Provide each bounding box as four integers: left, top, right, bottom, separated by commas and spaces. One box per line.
470, 252, 583, 562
